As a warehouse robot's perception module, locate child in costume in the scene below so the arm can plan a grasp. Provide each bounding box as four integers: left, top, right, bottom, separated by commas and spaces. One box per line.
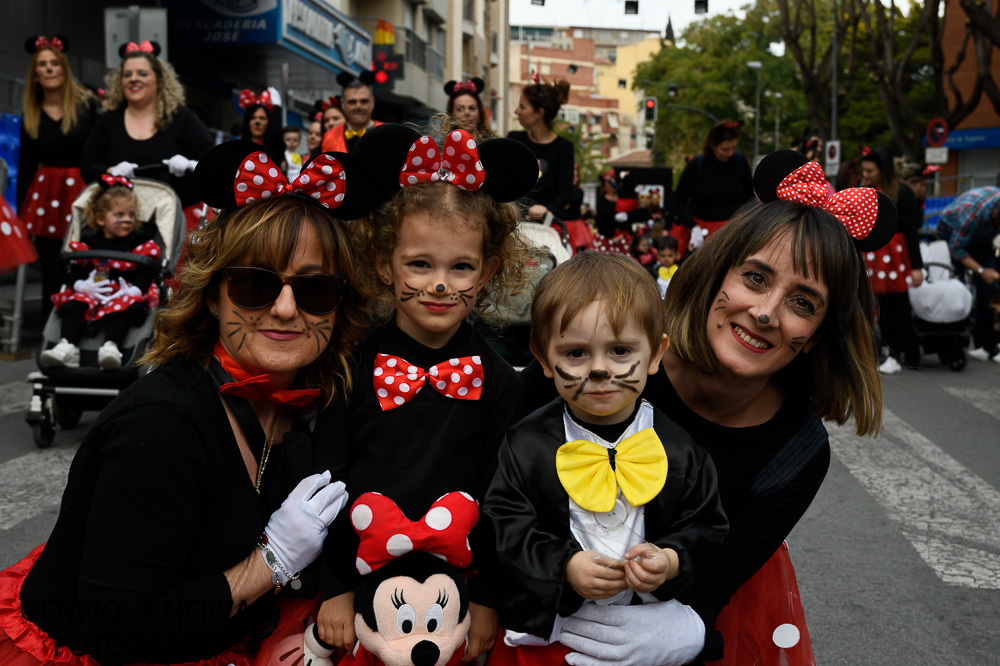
42, 175, 160, 370
282, 124, 304, 181
483, 251, 728, 665
653, 235, 680, 297
312, 124, 539, 662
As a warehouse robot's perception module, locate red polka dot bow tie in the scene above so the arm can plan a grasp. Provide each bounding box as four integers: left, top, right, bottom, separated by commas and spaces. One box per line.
398, 129, 486, 192
234, 151, 347, 209
34, 36, 65, 51
238, 88, 274, 111
373, 353, 484, 411
100, 174, 133, 189
124, 40, 155, 54
776, 162, 879, 241
351, 491, 479, 575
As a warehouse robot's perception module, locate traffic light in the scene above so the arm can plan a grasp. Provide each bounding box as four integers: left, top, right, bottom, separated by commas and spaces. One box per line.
643, 97, 657, 122
695, 0, 708, 13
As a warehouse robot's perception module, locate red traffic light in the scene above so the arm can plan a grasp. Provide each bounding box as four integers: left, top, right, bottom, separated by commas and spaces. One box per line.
645, 99, 655, 108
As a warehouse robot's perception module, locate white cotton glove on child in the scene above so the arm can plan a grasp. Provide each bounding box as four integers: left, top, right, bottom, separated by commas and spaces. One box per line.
267, 86, 282, 108
162, 154, 198, 177
74, 270, 114, 300
264, 471, 347, 583
690, 225, 707, 250
560, 600, 706, 666
109, 161, 138, 178
614, 211, 629, 223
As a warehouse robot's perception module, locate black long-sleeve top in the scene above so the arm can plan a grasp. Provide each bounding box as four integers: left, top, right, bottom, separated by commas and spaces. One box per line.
17, 98, 99, 208
18, 361, 295, 665
672, 152, 754, 228
896, 183, 923, 270
81, 107, 215, 207
313, 319, 524, 609
518, 360, 829, 652
507, 131, 575, 215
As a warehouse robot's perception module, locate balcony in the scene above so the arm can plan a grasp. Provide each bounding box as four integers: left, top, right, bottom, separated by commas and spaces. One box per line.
402, 27, 428, 71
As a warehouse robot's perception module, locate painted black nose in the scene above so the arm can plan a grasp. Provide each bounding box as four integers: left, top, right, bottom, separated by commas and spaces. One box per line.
411, 640, 440, 666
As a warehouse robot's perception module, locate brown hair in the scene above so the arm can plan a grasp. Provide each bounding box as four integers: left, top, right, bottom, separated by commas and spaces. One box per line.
83, 185, 140, 233
861, 146, 899, 203
359, 181, 528, 324
529, 251, 665, 360
141, 196, 370, 407
703, 120, 742, 155
664, 200, 882, 436
22, 46, 93, 139
521, 79, 571, 129
104, 52, 185, 130
446, 93, 490, 136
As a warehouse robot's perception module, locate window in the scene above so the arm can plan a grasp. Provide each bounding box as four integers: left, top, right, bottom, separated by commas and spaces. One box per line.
558, 107, 580, 123
618, 79, 627, 89
607, 113, 619, 129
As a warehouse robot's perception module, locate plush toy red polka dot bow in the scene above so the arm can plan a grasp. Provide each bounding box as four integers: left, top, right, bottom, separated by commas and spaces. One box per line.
373, 353, 483, 411
234, 151, 347, 209
351, 491, 479, 575
776, 161, 879, 241
100, 174, 133, 190
238, 88, 274, 111
398, 130, 486, 192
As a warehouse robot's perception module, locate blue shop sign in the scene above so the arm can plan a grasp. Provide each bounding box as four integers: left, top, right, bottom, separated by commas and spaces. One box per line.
942, 127, 1000, 150
280, 0, 371, 74
167, 0, 279, 45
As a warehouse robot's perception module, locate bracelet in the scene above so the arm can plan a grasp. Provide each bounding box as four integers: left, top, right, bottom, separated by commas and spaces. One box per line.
977, 266, 985, 275
257, 534, 301, 594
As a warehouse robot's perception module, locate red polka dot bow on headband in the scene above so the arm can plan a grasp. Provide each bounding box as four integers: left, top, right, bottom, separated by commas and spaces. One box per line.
34, 36, 65, 51
373, 353, 484, 411
351, 491, 479, 575
776, 162, 879, 241
238, 88, 274, 111
100, 174, 133, 189
453, 80, 478, 93
125, 40, 155, 54
399, 130, 486, 192
234, 152, 347, 209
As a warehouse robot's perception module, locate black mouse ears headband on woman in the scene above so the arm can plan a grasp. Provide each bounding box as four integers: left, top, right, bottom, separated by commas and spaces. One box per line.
354, 124, 538, 205
754, 150, 898, 252
25, 35, 69, 53
444, 78, 485, 98
117, 40, 161, 58
194, 140, 375, 221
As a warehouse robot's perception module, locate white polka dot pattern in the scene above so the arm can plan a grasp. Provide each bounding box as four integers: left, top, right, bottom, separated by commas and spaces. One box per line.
350, 491, 479, 574
398, 128, 486, 192
49, 239, 162, 319
775, 161, 879, 241
372, 353, 484, 411
234, 152, 346, 210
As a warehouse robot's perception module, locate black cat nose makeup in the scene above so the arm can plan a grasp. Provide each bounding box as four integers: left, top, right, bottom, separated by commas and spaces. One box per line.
435, 284, 446, 293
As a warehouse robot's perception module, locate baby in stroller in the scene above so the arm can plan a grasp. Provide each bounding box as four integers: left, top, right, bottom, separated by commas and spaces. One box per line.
41, 175, 160, 370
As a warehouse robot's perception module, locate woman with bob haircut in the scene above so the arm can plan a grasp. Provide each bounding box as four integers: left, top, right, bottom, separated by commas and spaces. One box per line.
518, 150, 894, 665
0, 141, 380, 666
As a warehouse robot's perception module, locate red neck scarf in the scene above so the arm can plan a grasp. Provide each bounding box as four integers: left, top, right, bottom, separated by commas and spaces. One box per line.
213, 341, 321, 410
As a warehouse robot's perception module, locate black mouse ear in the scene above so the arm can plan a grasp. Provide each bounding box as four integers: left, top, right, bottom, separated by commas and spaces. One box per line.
753, 150, 811, 203
477, 137, 539, 203
305, 151, 380, 221
148, 41, 162, 57
336, 71, 355, 89
471, 77, 486, 95
358, 70, 376, 87
194, 141, 264, 210
849, 190, 898, 252
444, 80, 457, 96
24, 37, 39, 54
353, 124, 424, 205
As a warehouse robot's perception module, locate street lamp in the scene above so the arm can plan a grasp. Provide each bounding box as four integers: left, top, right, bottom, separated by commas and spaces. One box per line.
747, 61, 762, 164
773, 91, 782, 151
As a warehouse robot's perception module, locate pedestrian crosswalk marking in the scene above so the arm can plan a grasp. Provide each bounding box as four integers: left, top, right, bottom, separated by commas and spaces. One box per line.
941, 386, 1000, 422
828, 408, 1000, 589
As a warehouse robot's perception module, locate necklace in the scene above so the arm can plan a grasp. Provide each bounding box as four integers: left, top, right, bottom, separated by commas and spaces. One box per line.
255, 417, 280, 494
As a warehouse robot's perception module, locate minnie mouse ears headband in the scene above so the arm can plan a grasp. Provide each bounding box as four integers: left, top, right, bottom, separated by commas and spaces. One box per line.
238, 89, 274, 111
117, 40, 161, 59
100, 174, 133, 190
444, 78, 485, 97
354, 124, 539, 206
194, 140, 375, 221
336, 70, 375, 90
25, 35, 68, 53
314, 96, 340, 112
754, 150, 898, 252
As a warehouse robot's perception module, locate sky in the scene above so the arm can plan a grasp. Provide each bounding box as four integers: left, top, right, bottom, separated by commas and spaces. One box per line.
508, 0, 750, 38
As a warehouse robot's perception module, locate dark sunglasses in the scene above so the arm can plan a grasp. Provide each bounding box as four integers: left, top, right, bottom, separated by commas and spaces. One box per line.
223, 266, 346, 315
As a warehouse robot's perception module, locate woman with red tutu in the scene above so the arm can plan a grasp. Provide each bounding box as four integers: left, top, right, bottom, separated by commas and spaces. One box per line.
17, 35, 98, 322
0, 197, 37, 272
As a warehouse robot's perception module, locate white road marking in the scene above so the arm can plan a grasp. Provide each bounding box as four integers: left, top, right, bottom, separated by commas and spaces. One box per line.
829, 408, 1000, 589
0, 446, 75, 530
941, 386, 1000, 422
0, 380, 30, 415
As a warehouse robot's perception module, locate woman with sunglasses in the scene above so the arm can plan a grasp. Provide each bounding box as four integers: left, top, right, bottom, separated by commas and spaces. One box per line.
0, 142, 377, 666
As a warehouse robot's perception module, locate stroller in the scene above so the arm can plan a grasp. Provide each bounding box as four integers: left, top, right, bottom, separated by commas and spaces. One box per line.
908, 237, 973, 371
26, 177, 186, 447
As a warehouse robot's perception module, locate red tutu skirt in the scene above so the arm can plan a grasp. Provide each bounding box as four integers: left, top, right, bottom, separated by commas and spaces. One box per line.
20, 166, 84, 240
864, 231, 912, 294
0, 544, 319, 666
485, 634, 571, 666
0, 197, 38, 271
707, 541, 815, 666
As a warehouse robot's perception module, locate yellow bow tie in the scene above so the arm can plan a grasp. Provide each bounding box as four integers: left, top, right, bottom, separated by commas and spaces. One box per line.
344, 127, 366, 140
556, 428, 668, 513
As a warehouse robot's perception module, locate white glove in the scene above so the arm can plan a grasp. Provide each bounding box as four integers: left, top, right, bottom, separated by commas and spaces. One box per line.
264, 471, 347, 583
267, 86, 282, 108
73, 270, 115, 300
614, 211, 629, 223
162, 154, 197, 177
101, 277, 142, 304
109, 161, 137, 178
690, 225, 707, 250
560, 600, 706, 666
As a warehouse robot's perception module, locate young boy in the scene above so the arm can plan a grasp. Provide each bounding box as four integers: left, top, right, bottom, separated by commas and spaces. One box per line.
654, 235, 679, 297
282, 125, 304, 181
484, 252, 727, 664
